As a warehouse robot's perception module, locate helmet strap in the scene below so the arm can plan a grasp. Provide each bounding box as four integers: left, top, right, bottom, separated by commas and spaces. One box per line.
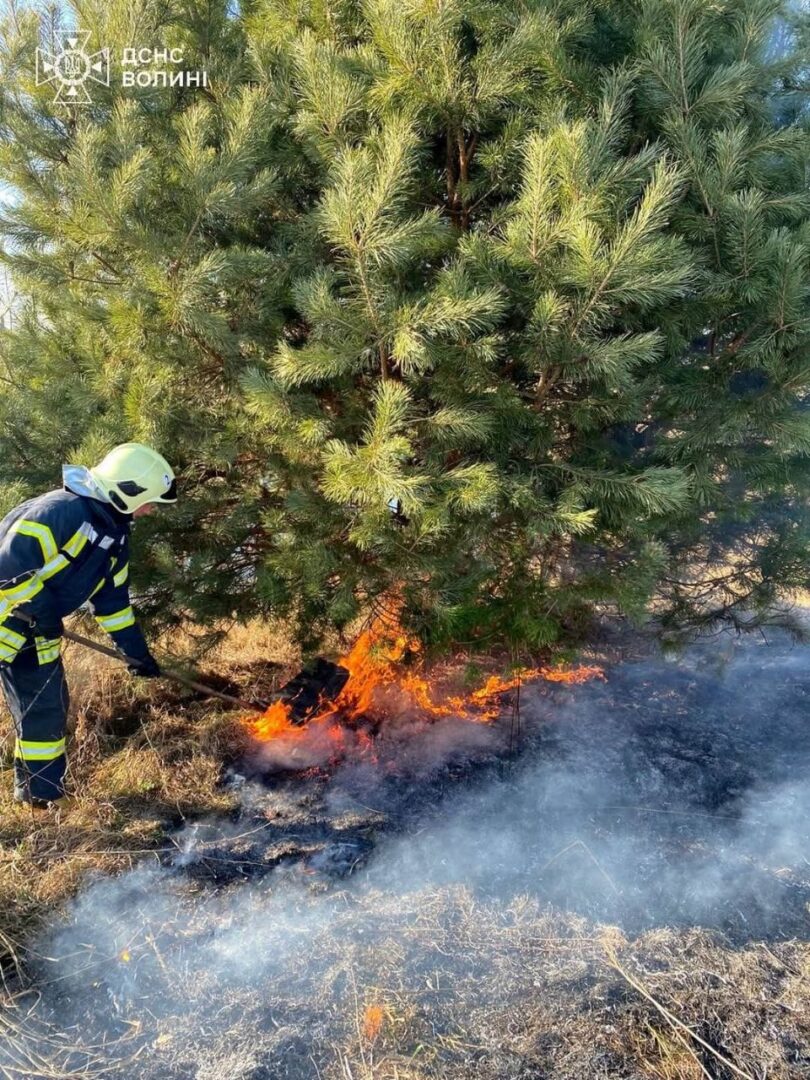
107, 490, 132, 514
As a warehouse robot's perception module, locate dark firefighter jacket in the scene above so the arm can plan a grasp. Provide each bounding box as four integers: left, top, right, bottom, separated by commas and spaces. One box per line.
0, 478, 150, 666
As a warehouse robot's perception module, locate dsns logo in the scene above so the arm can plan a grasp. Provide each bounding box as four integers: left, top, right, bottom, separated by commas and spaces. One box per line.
36, 30, 110, 106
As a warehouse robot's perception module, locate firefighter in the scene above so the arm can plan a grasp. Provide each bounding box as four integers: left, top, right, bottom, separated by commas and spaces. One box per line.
0, 443, 176, 810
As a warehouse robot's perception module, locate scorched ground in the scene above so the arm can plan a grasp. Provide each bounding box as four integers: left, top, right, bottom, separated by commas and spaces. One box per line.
2, 624, 810, 1079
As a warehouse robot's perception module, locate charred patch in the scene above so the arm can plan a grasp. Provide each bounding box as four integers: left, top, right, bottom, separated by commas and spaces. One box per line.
8, 630, 810, 1080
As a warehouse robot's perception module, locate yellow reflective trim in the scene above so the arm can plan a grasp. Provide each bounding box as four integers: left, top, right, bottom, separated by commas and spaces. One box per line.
113, 563, 129, 588
63, 525, 93, 559
0, 620, 25, 663
39, 554, 70, 581
89, 577, 106, 598
15, 738, 65, 761
0, 625, 26, 648
13, 520, 57, 562
0, 574, 44, 603
95, 606, 135, 632
35, 636, 61, 665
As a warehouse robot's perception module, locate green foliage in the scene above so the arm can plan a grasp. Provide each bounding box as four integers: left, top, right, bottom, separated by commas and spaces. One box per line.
1, 0, 810, 651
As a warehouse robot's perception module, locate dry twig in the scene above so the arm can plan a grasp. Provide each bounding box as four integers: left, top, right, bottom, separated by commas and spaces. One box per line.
604, 945, 756, 1080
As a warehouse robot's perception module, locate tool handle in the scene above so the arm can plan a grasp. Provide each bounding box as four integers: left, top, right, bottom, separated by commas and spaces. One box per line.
62, 629, 268, 711
12, 611, 269, 712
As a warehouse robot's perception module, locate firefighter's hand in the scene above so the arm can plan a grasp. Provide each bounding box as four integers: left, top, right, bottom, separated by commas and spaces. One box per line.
34, 617, 64, 639
129, 653, 161, 678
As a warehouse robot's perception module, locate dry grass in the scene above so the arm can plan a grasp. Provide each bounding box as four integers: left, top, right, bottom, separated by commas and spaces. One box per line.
1, 614, 810, 1078
0, 607, 470, 975
0, 616, 293, 968
43, 885, 804, 1079
292, 895, 810, 1080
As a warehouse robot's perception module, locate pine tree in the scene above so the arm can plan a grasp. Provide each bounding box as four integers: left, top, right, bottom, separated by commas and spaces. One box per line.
0, 0, 809, 654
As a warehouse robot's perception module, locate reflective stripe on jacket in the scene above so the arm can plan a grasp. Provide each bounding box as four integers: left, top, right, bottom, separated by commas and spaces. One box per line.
0, 487, 149, 664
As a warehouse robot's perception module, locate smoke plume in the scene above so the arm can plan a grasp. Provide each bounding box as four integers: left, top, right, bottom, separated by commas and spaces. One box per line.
4, 630, 810, 1077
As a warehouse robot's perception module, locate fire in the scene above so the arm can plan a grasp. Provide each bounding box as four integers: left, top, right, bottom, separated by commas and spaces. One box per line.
362, 1003, 384, 1042
249, 622, 415, 742
251, 700, 300, 741
249, 609, 604, 745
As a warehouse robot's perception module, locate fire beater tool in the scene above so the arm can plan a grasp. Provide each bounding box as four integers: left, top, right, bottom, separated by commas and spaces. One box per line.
14, 613, 349, 722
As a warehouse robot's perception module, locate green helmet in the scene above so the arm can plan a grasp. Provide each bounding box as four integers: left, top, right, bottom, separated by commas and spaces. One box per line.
89, 443, 177, 514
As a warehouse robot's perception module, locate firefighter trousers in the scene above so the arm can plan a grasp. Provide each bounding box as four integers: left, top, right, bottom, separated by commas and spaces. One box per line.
1, 635, 68, 804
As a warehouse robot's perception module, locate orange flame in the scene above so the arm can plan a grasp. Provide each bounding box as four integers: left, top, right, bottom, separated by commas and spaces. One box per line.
362, 1003, 384, 1042
249, 610, 604, 744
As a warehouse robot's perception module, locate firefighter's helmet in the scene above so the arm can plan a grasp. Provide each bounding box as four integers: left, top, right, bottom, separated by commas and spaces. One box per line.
90, 443, 177, 514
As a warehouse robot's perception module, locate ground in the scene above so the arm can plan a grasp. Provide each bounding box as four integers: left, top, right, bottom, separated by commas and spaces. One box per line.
1, 618, 809, 1078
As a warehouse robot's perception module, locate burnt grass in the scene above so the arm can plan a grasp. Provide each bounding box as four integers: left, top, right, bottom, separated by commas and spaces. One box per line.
3, 628, 810, 1078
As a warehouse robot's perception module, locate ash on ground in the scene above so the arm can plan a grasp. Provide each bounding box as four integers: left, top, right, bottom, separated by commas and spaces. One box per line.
3, 629, 810, 1078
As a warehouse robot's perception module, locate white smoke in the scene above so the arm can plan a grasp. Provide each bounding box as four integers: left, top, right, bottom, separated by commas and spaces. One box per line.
4, 630, 810, 1076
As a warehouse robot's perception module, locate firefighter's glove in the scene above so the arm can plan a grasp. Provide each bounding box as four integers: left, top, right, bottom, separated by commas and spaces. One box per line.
129, 652, 161, 679
33, 617, 64, 639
